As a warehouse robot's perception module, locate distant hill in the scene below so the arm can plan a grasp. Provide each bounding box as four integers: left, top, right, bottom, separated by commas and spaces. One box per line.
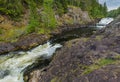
107, 7, 120, 18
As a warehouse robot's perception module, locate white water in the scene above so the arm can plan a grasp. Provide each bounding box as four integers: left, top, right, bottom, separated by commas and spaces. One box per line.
96, 18, 114, 28
0, 42, 62, 82
99, 18, 114, 25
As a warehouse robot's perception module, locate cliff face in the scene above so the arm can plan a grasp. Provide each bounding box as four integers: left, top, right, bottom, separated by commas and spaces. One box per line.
56, 6, 92, 25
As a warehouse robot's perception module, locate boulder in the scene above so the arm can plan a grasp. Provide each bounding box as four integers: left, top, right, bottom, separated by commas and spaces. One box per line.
14, 33, 49, 50
0, 42, 15, 54
0, 33, 49, 55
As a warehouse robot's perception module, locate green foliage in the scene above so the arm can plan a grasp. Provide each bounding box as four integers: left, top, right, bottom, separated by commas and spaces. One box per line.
107, 7, 120, 18
65, 0, 107, 18
0, 0, 107, 35
0, 0, 43, 18
0, 0, 107, 21
79, 1, 87, 11
26, 0, 40, 33
88, 1, 107, 18
0, 27, 26, 42
26, 0, 57, 33
0, 28, 3, 34
0, 0, 24, 18
103, 3, 107, 16
26, 17, 39, 33
41, 0, 57, 28
83, 58, 116, 75
53, 0, 68, 15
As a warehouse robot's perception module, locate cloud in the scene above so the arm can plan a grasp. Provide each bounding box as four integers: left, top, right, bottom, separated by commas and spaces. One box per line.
99, 0, 120, 11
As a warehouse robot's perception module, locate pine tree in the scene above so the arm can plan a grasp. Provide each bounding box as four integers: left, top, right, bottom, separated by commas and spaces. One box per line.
103, 2, 107, 16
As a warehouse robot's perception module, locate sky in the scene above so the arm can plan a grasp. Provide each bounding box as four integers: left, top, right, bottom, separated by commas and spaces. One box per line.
99, 0, 120, 11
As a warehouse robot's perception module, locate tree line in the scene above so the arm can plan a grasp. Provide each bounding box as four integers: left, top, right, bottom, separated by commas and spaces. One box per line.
54, 0, 107, 18
0, 0, 107, 18
107, 7, 120, 18
0, 0, 108, 33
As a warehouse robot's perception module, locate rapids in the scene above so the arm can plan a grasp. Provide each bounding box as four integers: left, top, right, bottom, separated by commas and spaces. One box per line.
0, 42, 62, 82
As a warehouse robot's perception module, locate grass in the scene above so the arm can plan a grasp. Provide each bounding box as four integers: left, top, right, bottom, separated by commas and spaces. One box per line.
82, 58, 118, 75
51, 77, 58, 82
0, 26, 26, 42
95, 35, 103, 41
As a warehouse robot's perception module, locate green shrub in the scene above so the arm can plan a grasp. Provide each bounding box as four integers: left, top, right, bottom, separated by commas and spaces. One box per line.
0, 28, 3, 34
42, 0, 57, 29
0, 0, 24, 18
26, 0, 40, 33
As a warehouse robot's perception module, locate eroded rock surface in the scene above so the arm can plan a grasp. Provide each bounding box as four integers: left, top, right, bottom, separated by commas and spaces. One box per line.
0, 42, 15, 54
14, 33, 49, 50
28, 17, 120, 82
0, 33, 49, 55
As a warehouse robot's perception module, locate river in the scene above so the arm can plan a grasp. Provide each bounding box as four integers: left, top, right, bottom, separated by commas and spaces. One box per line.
0, 27, 95, 82
0, 18, 113, 82
0, 42, 62, 82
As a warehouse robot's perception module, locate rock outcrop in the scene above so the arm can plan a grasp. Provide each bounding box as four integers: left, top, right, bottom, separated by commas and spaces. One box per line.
0, 23, 93, 55
56, 6, 92, 25
0, 33, 49, 55
0, 42, 15, 54
27, 17, 120, 82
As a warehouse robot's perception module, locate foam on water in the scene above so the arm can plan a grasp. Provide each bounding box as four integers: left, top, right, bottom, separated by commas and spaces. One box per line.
96, 18, 114, 28
0, 42, 62, 82
99, 18, 114, 25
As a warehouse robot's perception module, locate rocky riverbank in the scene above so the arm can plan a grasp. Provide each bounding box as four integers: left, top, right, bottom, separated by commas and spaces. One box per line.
0, 5, 97, 55
0, 33, 49, 55
26, 16, 120, 82
0, 23, 94, 55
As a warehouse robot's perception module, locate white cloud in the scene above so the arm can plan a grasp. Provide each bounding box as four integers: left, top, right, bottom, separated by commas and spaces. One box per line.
99, 0, 120, 11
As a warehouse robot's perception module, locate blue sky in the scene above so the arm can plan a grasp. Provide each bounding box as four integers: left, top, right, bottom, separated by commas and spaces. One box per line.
99, 0, 120, 11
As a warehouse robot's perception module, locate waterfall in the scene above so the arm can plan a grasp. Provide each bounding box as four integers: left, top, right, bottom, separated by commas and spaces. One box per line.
96, 18, 114, 28
0, 42, 62, 82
